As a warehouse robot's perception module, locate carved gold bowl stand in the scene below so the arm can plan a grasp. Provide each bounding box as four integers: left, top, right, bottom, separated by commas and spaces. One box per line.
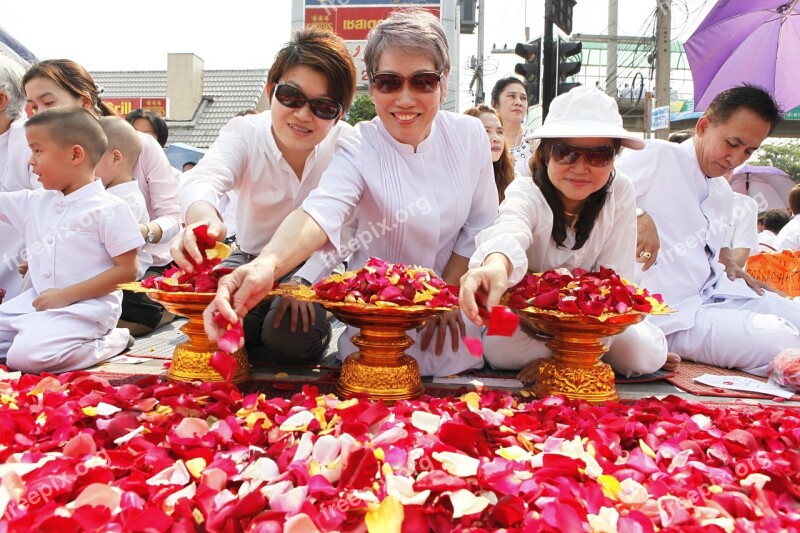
517, 309, 644, 404
120, 284, 251, 384
311, 301, 448, 402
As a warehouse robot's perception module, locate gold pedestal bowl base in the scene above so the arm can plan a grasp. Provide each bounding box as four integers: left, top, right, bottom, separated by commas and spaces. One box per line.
145, 290, 252, 384
519, 310, 645, 404
323, 304, 448, 402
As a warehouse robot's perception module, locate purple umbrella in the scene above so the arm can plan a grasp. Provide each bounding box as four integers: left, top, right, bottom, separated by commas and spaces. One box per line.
685, 0, 800, 112
728, 164, 796, 211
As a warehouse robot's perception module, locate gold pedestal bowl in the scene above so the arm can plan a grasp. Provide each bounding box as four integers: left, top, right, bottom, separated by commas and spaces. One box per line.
288, 288, 450, 401
516, 309, 644, 404
120, 283, 252, 384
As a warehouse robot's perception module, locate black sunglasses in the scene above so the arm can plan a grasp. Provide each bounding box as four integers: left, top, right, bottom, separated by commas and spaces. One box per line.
370, 71, 443, 94
273, 83, 342, 120
550, 142, 617, 168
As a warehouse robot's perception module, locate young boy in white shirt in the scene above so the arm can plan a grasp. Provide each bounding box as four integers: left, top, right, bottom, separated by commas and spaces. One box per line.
0, 107, 143, 373
96, 117, 152, 281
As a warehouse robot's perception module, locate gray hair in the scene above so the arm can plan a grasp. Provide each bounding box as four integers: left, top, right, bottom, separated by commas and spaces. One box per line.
0, 55, 26, 120
364, 9, 450, 80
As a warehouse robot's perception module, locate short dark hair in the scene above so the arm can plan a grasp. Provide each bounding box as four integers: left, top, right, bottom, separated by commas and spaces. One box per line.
704, 84, 782, 135
668, 129, 694, 143
490, 77, 526, 108
762, 208, 791, 233
789, 185, 800, 215
268, 28, 357, 114
25, 107, 107, 166
126, 108, 169, 147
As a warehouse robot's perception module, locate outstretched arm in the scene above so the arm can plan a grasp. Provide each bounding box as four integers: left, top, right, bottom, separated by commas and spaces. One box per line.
32, 250, 138, 311
204, 208, 327, 341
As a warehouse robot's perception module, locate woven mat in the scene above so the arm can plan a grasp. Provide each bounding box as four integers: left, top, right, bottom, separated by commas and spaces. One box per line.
665, 360, 800, 401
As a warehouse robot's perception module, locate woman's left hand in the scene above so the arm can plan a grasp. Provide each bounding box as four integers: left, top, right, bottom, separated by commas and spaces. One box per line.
419, 309, 467, 355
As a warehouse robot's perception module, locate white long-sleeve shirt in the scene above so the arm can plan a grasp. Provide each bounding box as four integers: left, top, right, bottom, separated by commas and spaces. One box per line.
470, 172, 636, 285
302, 111, 499, 276
179, 112, 352, 264
132, 132, 180, 267
616, 139, 757, 335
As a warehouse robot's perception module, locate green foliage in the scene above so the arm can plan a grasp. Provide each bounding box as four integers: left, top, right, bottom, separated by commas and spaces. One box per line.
752, 141, 800, 183
345, 94, 376, 126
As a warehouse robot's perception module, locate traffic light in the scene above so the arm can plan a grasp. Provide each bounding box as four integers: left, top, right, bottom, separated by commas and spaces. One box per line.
556, 38, 582, 95
514, 37, 542, 106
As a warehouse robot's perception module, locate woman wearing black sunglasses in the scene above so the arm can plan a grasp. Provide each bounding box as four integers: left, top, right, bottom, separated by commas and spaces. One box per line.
172, 28, 356, 366
459, 86, 673, 382
203, 9, 499, 378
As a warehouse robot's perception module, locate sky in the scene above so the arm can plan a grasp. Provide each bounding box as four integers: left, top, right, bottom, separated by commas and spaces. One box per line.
2, 0, 714, 111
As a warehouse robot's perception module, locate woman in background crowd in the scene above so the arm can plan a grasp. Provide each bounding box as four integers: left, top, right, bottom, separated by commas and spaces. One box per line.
464, 104, 515, 202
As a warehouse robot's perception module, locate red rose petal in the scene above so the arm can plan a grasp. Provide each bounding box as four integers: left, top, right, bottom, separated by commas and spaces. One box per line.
486, 306, 520, 336
209, 350, 237, 383
462, 336, 483, 358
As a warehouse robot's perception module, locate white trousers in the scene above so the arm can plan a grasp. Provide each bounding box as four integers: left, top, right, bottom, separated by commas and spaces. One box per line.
337, 309, 484, 377
0, 308, 130, 373
483, 319, 668, 378
668, 292, 800, 376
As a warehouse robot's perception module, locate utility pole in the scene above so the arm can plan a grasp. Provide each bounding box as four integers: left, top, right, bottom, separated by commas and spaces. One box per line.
654, 0, 671, 139
606, 0, 618, 97
541, 0, 555, 119
476, 0, 485, 104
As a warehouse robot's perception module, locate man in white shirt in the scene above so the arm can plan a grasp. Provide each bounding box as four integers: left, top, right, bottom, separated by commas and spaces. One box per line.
759, 208, 790, 252
616, 85, 800, 376
773, 186, 800, 251
724, 192, 760, 266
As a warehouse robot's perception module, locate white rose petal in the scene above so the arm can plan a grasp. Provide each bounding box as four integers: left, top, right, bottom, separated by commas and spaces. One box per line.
147, 460, 191, 486
432, 451, 480, 477
95, 402, 122, 417
241, 457, 280, 482
446, 489, 491, 519
411, 411, 442, 434
280, 410, 315, 431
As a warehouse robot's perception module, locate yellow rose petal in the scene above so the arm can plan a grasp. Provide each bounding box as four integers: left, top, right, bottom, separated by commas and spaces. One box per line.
461, 391, 481, 410
82, 406, 97, 417
185, 457, 207, 478
639, 439, 657, 460
597, 474, 621, 500
365, 496, 403, 533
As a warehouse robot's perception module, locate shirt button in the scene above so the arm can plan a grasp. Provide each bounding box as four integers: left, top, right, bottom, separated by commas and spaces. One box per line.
55, 206, 63, 214
43, 272, 51, 279
46, 237, 54, 245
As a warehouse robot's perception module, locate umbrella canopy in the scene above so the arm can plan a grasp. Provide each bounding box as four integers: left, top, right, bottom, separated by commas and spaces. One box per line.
728, 164, 796, 211
165, 142, 206, 171
685, 0, 800, 112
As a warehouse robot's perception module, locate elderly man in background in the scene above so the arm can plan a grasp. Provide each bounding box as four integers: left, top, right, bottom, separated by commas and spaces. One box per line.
0, 57, 36, 302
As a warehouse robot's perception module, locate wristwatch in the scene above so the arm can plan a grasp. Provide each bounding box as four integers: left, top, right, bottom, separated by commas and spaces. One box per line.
635, 207, 646, 218
145, 227, 157, 243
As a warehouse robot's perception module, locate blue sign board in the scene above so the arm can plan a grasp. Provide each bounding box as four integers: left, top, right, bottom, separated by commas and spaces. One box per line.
651, 106, 670, 131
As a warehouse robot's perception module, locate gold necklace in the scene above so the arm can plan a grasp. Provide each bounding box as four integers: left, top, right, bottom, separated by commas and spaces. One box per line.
563, 210, 579, 230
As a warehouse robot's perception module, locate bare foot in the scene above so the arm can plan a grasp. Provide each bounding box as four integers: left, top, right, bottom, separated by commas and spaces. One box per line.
661, 352, 681, 372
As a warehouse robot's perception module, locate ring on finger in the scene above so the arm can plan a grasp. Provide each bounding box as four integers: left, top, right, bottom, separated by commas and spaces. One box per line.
639, 250, 653, 259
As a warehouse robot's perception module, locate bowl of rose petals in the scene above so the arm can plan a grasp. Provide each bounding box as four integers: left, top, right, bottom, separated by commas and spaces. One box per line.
289, 257, 459, 401
119, 224, 251, 384
504, 267, 672, 403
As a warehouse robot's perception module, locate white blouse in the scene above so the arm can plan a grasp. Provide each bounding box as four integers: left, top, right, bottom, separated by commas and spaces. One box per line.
302, 111, 499, 276
179, 113, 353, 256
470, 172, 637, 285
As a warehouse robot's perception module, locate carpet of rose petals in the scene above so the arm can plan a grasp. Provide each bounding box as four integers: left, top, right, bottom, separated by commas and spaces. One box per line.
2, 371, 800, 532
507, 267, 669, 317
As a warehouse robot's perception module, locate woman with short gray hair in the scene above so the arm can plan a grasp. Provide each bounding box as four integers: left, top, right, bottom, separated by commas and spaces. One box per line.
204, 9, 499, 377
